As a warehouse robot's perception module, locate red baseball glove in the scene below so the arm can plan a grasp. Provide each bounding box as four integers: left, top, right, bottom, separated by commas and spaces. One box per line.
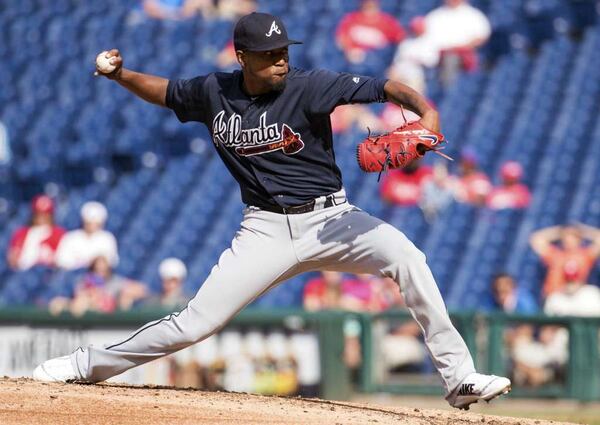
356, 120, 451, 179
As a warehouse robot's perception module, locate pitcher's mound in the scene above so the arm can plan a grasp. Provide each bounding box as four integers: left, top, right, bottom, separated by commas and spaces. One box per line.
0, 378, 573, 425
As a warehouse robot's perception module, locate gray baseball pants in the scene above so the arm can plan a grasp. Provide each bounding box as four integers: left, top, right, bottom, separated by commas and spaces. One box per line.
71, 189, 475, 394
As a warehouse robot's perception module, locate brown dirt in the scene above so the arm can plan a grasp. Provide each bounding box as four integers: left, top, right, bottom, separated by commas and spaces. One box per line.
0, 378, 575, 425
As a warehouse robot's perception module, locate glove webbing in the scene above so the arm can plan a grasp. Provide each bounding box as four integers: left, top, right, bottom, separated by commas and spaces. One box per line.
377, 146, 391, 182
377, 104, 408, 181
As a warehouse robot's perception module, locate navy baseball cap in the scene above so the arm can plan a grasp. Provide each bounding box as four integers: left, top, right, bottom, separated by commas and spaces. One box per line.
233, 12, 302, 52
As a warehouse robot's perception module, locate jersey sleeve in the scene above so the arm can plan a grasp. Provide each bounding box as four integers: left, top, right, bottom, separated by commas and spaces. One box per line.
304, 69, 388, 116
166, 75, 210, 123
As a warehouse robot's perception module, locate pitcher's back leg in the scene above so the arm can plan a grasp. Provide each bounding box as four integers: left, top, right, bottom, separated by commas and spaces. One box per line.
71, 210, 302, 382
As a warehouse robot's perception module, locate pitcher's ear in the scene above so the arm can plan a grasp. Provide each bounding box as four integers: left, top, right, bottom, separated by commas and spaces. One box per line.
236, 50, 246, 68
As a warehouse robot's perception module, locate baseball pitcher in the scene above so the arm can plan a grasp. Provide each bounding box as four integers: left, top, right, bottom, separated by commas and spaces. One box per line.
34, 12, 510, 410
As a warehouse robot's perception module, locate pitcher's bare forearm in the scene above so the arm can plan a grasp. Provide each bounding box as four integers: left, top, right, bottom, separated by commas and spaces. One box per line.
384, 80, 439, 132
114, 68, 169, 107
95, 49, 168, 107
384, 80, 432, 116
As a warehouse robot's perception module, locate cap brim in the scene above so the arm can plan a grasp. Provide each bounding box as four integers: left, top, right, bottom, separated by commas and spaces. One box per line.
245, 39, 303, 52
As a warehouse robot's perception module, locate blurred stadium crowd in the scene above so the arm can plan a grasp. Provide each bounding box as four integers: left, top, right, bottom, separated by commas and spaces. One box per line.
1, 0, 600, 393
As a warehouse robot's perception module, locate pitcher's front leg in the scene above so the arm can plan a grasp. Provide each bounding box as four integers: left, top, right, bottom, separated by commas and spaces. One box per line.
309, 207, 476, 394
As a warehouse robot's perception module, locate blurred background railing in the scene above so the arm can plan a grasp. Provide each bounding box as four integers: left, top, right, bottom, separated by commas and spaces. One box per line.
1, 308, 599, 401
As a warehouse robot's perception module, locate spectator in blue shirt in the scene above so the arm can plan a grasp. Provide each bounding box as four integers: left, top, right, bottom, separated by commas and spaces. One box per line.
490, 273, 538, 314
490, 273, 553, 387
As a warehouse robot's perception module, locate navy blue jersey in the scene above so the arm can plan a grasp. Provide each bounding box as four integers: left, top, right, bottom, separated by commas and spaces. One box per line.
166, 67, 387, 208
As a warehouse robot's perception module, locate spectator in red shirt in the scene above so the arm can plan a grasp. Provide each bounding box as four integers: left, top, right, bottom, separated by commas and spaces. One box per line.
450, 148, 492, 206
303, 271, 344, 311
304, 272, 402, 370
380, 160, 433, 207
341, 274, 403, 312
335, 0, 405, 64
530, 224, 600, 297
304, 271, 400, 312
339, 273, 379, 312
487, 161, 531, 210
7, 195, 65, 270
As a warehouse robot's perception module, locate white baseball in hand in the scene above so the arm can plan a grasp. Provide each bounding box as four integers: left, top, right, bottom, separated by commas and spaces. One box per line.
96, 51, 116, 74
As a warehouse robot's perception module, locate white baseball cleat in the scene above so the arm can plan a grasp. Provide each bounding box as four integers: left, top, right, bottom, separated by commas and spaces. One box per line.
33, 355, 80, 383
446, 373, 511, 410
